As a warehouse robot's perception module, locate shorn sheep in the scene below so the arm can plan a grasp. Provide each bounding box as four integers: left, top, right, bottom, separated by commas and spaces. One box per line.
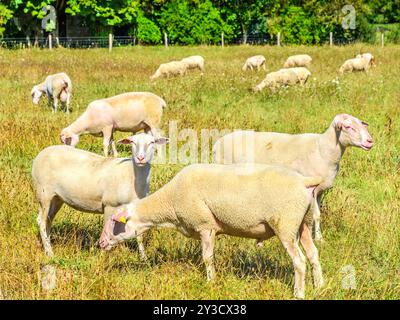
283, 54, 312, 68
31, 72, 72, 113
254, 68, 299, 92
60, 92, 166, 157
100, 164, 324, 299
281, 67, 311, 85
355, 53, 376, 67
339, 56, 371, 74
242, 55, 266, 71
32, 132, 169, 258
150, 61, 188, 81
181, 55, 205, 72
212, 114, 374, 241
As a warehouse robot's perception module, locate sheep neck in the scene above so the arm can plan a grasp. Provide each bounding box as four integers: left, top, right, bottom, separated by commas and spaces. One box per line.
132, 161, 150, 199
318, 122, 346, 168
67, 113, 89, 135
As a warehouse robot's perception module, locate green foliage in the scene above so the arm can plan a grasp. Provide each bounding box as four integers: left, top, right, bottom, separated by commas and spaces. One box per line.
137, 13, 161, 44
0, 3, 13, 37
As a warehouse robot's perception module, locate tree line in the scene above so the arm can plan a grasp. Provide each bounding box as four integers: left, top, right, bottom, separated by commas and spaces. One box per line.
1, 0, 399, 44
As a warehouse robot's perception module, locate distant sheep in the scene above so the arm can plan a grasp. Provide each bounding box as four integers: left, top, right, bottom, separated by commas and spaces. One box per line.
100, 164, 324, 299
181, 55, 205, 72
254, 68, 299, 92
281, 67, 311, 85
31, 72, 72, 113
150, 61, 188, 81
242, 55, 266, 71
283, 55, 312, 68
60, 92, 166, 157
355, 53, 376, 67
339, 57, 371, 74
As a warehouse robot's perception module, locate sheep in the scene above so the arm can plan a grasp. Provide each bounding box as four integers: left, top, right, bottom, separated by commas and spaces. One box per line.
254, 68, 299, 92
181, 55, 205, 73
212, 114, 374, 241
150, 61, 188, 81
31, 72, 72, 113
31, 132, 169, 258
283, 54, 312, 68
60, 92, 166, 157
281, 67, 311, 85
355, 53, 376, 67
99, 163, 324, 299
339, 56, 371, 74
242, 55, 266, 71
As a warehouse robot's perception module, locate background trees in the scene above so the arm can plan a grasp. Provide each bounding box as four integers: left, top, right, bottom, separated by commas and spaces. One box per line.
0, 0, 399, 44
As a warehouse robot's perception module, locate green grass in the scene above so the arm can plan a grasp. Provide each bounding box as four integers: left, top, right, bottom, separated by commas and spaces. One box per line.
0, 44, 399, 299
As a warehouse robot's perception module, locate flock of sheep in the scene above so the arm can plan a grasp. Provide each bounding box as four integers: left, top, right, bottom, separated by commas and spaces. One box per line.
30, 52, 375, 299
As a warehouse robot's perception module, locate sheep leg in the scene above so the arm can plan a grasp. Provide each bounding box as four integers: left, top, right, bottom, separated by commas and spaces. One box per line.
280, 237, 307, 299
65, 92, 71, 114
110, 139, 118, 157
300, 223, 324, 288
37, 196, 63, 256
200, 229, 216, 281
102, 126, 113, 157
136, 235, 147, 261
313, 196, 323, 241
52, 96, 58, 113
263, 63, 266, 71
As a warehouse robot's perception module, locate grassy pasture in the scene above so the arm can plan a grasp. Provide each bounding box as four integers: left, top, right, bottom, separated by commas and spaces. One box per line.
0, 44, 399, 299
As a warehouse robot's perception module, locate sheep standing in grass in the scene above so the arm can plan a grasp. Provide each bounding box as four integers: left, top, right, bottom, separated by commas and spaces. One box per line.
100, 164, 324, 299
31, 72, 72, 113
254, 68, 299, 92
150, 61, 188, 81
283, 55, 312, 68
60, 92, 166, 157
355, 53, 376, 67
339, 56, 371, 74
242, 55, 266, 71
32, 133, 169, 258
281, 67, 311, 85
181, 55, 205, 73
213, 114, 374, 241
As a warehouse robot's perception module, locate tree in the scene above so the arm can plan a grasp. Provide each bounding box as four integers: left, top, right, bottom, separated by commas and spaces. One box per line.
0, 3, 13, 37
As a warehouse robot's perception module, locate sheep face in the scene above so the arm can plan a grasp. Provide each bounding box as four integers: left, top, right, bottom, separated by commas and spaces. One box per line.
60, 128, 79, 147
119, 133, 168, 166
31, 86, 43, 104
334, 114, 374, 150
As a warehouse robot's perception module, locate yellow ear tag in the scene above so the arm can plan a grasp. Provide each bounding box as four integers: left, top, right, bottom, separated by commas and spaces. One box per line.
119, 216, 127, 224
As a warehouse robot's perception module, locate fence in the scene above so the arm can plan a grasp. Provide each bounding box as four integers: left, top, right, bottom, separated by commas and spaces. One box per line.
0, 32, 385, 49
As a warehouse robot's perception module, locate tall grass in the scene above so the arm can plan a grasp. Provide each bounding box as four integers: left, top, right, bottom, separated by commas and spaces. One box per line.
0, 45, 399, 299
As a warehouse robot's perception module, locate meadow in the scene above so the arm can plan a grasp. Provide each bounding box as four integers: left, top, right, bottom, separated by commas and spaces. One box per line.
0, 44, 399, 300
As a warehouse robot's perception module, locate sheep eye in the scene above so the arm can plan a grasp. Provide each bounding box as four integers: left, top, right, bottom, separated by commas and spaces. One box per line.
361, 121, 369, 126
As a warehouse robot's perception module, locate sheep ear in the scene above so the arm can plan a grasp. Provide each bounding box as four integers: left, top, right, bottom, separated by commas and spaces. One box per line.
118, 137, 134, 145
155, 137, 169, 145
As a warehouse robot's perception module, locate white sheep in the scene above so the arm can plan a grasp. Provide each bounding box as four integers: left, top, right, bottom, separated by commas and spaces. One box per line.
31, 132, 169, 258
212, 114, 374, 241
31, 72, 72, 113
281, 67, 311, 85
355, 53, 376, 67
283, 54, 312, 68
100, 164, 324, 299
254, 68, 299, 92
339, 57, 371, 74
181, 55, 205, 73
242, 55, 266, 71
60, 92, 166, 157
150, 61, 188, 81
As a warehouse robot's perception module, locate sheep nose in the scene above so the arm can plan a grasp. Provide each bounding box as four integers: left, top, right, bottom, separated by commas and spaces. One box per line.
137, 155, 145, 161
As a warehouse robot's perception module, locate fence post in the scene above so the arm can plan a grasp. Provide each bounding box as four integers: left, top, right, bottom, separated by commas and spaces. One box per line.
48, 34, 52, 50
109, 33, 113, 52
329, 32, 333, 47
381, 32, 384, 47
277, 32, 281, 47
56, 37, 60, 47
26, 36, 31, 48
221, 32, 224, 47
164, 32, 168, 48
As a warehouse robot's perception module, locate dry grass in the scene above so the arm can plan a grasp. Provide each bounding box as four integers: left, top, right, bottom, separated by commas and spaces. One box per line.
0, 44, 399, 300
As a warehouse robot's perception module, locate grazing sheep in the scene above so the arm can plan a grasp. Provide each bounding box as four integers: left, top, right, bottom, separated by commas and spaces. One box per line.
150, 61, 188, 81
339, 57, 371, 74
60, 92, 166, 157
212, 114, 374, 241
32, 132, 169, 258
31, 72, 72, 113
283, 55, 312, 68
242, 55, 266, 71
355, 53, 376, 67
281, 67, 311, 85
181, 55, 205, 72
100, 164, 324, 299
254, 68, 299, 92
